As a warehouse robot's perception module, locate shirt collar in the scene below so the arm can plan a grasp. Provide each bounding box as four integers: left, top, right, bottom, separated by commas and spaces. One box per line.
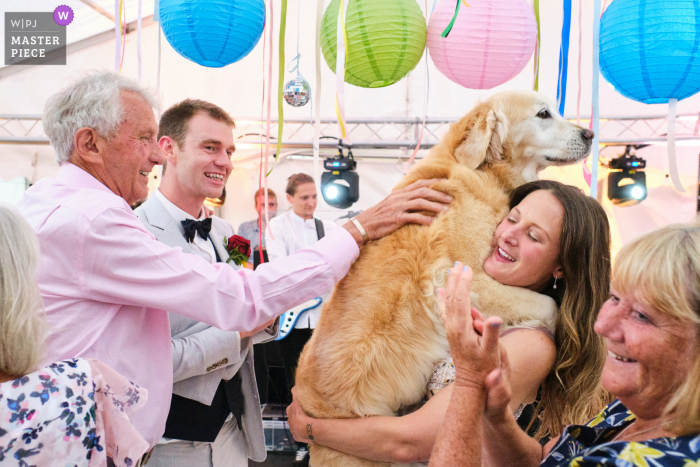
154, 189, 205, 224
289, 209, 315, 225
57, 163, 123, 196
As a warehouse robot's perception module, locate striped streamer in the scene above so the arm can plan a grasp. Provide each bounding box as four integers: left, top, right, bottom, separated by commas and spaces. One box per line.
556, 0, 571, 115
334, 0, 351, 141
591, 0, 601, 199
533, 0, 541, 91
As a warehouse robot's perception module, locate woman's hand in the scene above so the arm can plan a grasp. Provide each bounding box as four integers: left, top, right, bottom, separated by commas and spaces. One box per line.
344, 179, 452, 247
484, 348, 514, 425
287, 387, 315, 443
436, 263, 503, 390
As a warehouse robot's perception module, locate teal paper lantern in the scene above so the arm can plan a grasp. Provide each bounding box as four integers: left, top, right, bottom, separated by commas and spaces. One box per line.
600, 0, 700, 104
320, 0, 427, 88
160, 0, 265, 68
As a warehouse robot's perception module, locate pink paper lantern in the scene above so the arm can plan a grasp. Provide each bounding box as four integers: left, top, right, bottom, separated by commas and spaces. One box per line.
427, 0, 537, 89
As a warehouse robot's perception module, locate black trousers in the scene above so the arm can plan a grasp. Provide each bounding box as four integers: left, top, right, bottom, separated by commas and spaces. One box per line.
254, 328, 313, 405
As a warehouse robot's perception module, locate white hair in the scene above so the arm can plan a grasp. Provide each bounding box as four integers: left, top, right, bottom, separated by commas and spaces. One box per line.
0, 204, 47, 376
43, 71, 159, 165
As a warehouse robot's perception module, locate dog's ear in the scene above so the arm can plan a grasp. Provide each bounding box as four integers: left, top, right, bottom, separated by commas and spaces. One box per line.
454, 105, 509, 169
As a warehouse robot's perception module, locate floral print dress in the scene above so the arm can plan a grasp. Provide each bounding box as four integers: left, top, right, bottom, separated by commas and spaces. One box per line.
541, 399, 700, 467
0, 358, 149, 467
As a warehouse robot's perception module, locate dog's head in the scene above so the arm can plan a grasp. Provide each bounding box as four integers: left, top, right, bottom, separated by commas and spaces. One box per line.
445, 90, 594, 184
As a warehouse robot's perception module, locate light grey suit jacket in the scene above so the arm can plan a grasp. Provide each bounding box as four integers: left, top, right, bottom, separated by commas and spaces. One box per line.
135, 195, 276, 463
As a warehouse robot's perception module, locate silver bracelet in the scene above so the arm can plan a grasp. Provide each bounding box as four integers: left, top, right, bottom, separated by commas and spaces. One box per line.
350, 217, 369, 245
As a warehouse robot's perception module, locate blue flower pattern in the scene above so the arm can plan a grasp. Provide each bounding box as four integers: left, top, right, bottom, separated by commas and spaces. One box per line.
0, 359, 103, 466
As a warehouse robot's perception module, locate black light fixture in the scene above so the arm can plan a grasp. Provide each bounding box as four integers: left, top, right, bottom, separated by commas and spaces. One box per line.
321, 139, 359, 209
607, 145, 647, 207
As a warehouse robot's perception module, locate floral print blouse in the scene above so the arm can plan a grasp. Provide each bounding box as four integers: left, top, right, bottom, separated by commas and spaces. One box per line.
0, 358, 149, 467
541, 399, 700, 467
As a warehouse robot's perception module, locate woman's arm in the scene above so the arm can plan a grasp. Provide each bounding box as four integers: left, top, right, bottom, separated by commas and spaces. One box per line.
287, 385, 450, 463
286, 328, 555, 463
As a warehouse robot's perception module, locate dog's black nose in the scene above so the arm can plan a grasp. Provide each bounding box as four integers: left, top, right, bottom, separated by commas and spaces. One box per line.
581, 129, 595, 141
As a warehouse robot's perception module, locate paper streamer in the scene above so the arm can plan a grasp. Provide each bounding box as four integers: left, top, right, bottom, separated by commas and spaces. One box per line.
137, 0, 143, 84
406, 0, 435, 166
274, 0, 288, 172
334, 0, 351, 141
263, 0, 275, 238
556, 0, 571, 116
114, 0, 121, 72
258, 10, 269, 259
590, 0, 601, 199
668, 98, 686, 192
120, 0, 126, 72
314, 0, 324, 205
533, 0, 541, 91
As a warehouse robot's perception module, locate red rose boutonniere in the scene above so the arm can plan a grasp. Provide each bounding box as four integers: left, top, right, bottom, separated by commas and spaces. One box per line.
224, 235, 252, 268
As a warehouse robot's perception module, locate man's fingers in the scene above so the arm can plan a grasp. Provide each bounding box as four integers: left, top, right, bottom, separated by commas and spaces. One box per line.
402, 213, 438, 227
404, 198, 450, 214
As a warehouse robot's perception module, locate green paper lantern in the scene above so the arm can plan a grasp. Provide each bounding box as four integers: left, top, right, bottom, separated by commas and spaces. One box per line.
321, 0, 427, 88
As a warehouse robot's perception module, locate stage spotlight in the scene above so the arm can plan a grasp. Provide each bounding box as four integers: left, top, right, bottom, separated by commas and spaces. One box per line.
607, 146, 647, 207
321, 143, 359, 209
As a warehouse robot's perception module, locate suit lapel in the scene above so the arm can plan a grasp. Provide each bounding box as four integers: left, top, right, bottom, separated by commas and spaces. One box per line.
142, 196, 194, 254
210, 219, 236, 269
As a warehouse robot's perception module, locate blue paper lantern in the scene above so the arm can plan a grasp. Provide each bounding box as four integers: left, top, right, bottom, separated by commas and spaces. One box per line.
159, 0, 265, 68
600, 0, 700, 104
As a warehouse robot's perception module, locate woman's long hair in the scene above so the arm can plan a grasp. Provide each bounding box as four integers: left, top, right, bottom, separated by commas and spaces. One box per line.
510, 181, 612, 439
0, 204, 46, 377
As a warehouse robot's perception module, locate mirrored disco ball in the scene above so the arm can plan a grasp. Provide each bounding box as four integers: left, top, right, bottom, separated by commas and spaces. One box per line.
283, 77, 311, 107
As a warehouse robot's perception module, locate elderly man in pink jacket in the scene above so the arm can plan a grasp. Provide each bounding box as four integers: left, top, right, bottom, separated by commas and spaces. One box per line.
15, 71, 452, 458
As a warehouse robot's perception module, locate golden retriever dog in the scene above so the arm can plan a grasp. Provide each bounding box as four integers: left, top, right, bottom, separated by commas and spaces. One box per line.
294, 90, 594, 467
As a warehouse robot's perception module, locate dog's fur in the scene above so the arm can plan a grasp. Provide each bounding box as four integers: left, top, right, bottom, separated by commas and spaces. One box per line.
294, 91, 593, 467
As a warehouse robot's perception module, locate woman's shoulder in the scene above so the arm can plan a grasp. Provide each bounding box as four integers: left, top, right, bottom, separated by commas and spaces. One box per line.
541, 401, 700, 466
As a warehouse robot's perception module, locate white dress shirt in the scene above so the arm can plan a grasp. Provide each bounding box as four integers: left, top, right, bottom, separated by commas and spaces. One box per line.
154, 189, 218, 264
265, 210, 339, 328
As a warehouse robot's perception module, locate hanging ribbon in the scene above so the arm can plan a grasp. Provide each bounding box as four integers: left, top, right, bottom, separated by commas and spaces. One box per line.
156, 24, 162, 103
590, 0, 601, 199
668, 98, 686, 192
577, 0, 589, 186
258, 8, 269, 258
314, 0, 324, 205
137, 0, 143, 84
263, 0, 274, 186
114, 0, 121, 72
533, 0, 541, 91
556, 0, 571, 116
119, 0, 127, 72
335, 0, 351, 141
286, 0, 313, 124
272, 0, 288, 176
407, 0, 436, 166
441, 0, 470, 38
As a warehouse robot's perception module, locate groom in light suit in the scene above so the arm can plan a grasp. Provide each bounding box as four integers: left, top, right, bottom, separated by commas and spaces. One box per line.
136, 99, 277, 466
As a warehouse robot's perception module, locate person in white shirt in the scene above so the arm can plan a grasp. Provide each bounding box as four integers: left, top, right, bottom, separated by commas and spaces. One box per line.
263, 173, 339, 465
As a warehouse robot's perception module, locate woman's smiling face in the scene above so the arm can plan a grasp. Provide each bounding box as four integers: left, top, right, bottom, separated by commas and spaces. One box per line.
594, 289, 698, 419
483, 189, 564, 292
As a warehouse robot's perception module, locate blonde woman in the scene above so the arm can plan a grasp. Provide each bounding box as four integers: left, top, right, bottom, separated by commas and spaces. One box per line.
287, 180, 612, 463
0, 204, 149, 467
431, 223, 700, 467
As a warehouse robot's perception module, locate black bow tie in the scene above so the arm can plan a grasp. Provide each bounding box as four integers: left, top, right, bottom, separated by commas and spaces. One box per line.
181, 218, 212, 243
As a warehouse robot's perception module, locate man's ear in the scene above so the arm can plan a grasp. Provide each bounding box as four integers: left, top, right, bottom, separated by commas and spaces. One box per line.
286, 193, 293, 204
159, 136, 178, 166
72, 127, 103, 164
454, 106, 508, 170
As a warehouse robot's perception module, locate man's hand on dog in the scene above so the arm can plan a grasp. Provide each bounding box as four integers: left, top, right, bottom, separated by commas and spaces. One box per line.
344, 179, 452, 248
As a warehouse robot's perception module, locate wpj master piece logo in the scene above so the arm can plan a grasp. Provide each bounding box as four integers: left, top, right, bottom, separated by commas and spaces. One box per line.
4, 6, 72, 66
